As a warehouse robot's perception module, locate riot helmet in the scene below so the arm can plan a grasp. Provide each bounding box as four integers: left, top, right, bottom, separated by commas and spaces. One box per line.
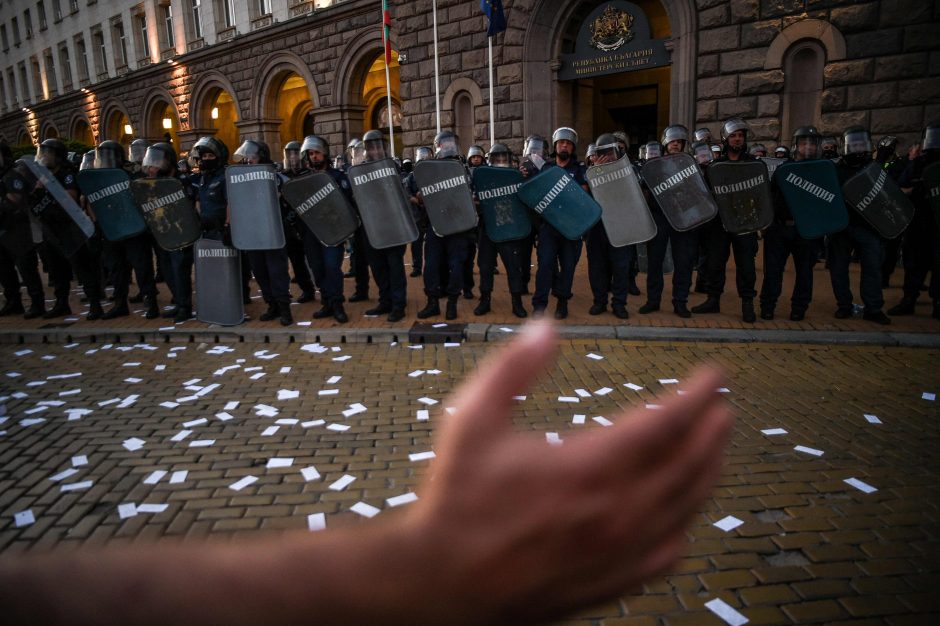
414, 146, 433, 162
593, 133, 621, 164
842, 126, 873, 166
283, 140, 303, 173
691, 141, 713, 165
585, 143, 597, 165
774, 146, 791, 159
612, 131, 630, 154
524, 135, 549, 159
693, 128, 713, 143
177, 158, 192, 175
644, 141, 663, 160
923, 121, 940, 152
79, 151, 96, 171
749, 143, 768, 158
401, 158, 413, 173
301, 135, 330, 170
36, 138, 68, 170
433, 130, 459, 160
362, 130, 388, 162
129, 138, 149, 165
346, 138, 365, 167
792, 126, 821, 162
233, 140, 265, 165
142, 142, 177, 177
467, 145, 486, 167
192, 136, 229, 171
820, 136, 839, 159
67, 151, 83, 169
661, 125, 689, 154
711, 144, 723, 158
486, 142, 511, 167
721, 118, 749, 154
552, 127, 578, 160
95, 140, 126, 169
638, 145, 646, 161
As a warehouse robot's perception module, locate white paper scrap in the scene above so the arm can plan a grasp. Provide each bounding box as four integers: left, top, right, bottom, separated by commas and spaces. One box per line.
326, 376, 342, 384
136, 503, 168, 514
124, 377, 143, 384
586, 353, 604, 360
327, 423, 350, 432
170, 430, 192, 442
594, 387, 613, 396
260, 426, 280, 436
279, 366, 291, 374
169, 470, 188, 484
350, 502, 381, 518
123, 362, 141, 367
182, 418, 207, 428
59, 389, 81, 397
512, 395, 527, 401
19, 418, 46, 427
645, 404, 662, 410
118, 503, 137, 519
592, 416, 613, 427
249, 373, 266, 380
417, 397, 438, 406
14, 509, 35, 527
14, 349, 33, 356
65, 409, 92, 421
275, 418, 298, 426
71, 455, 88, 467
659, 378, 679, 384
189, 439, 215, 448
332, 355, 351, 362
301, 419, 325, 428
794, 445, 824, 457
558, 396, 580, 403
546, 432, 563, 446
499, 327, 514, 333
143, 470, 167, 485
123, 437, 146, 451
266, 457, 294, 469
432, 323, 448, 328
713, 515, 745, 532
575, 389, 591, 398
342, 403, 367, 417
408, 370, 425, 378
329, 474, 356, 491
704, 597, 749, 626
318, 389, 339, 396
224, 401, 240, 411
387, 492, 419, 507
844, 477, 878, 493
215, 412, 234, 422
923, 392, 936, 401
301, 466, 321, 481
409, 451, 436, 462
228, 476, 259, 491
863, 414, 882, 424
572, 414, 586, 425
49, 468, 79, 482
277, 389, 300, 401
416, 409, 430, 421
60, 480, 93, 492
307, 512, 326, 531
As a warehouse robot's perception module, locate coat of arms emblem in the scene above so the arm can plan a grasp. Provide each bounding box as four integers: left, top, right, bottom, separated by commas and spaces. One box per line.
589, 5, 635, 51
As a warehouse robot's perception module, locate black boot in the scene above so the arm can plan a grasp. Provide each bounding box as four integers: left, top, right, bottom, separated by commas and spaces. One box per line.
473, 293, 491, 316
332, 302, 348, 324
102, 300, 130, 320
742, 298, 756, 323
365, 303, 391, 316
691, 296, 720, 314
589, 302, 607, 315
887, 297, 916, 316
612, 304, 629, 319
162, 306, 180, 319
145, 296, 160, 320
554, 297, 568, 320
417, 298, 440, 319
43, 298, 72, 319
348, 291, 369, 303
87, 301, 104, 321
0, 299, 24, 317
24, 302, 45, 320
760, 305, 774, 320
297, 291, 317, 304
628, 280, 641, 297
259, 301, 279, 321
674, 302, 692, 318
278, 300, 293, 326
312, 305, 334, 319
446, 296, 459, 320
387, 307, 405, 322
511, 293, 527, 318
638, 301, 660, 314
174, 307, 193, 323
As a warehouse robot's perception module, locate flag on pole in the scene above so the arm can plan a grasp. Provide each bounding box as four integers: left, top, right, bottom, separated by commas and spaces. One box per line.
480, 0, 507, 37
383, 0, 392, 64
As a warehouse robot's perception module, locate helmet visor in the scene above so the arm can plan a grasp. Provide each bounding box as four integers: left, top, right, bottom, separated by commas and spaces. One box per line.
794, 137, 820, 162
142, 146, 170, 171
843, 131, 871, 156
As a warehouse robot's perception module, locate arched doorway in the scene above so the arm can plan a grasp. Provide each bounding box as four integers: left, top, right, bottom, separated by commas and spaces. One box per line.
103, 108, 134, 151
266, 72, 313, 150
70, 116, 94, 145
145, 98, 180, 149
362, 52, 402, 156
41, 123, 60, 140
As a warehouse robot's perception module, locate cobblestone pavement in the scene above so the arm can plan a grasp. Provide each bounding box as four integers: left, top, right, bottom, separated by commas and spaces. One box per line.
0, 338, 938, 625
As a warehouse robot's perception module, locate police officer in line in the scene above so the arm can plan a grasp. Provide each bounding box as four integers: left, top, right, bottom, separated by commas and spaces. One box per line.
525, 128, 586, 320
749, 144, 768, 158
231, 139, 293, 326
345, 138, 372, 303
280, 140, 319, 305
692, 118, 760, 323
460, 145, 486, 300
638, 135, 697, 319
298, 135, 350, 324
36, 138, 107, 320
141, 142, 196, 323
758, 126, 822, 322
888, 122, 940, 320
585, 133, 633, 320
0, 141, 47, 319
829, 126, 890, 324
416, 130, 474, 320
470, 142, 528, 319
356, 130, 408, 322
611, 131, 642, 297
875, 135, 906, 288
407, 146, 433, 278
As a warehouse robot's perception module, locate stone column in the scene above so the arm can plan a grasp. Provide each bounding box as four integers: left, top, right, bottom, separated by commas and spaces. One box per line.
235, 118, 282, 156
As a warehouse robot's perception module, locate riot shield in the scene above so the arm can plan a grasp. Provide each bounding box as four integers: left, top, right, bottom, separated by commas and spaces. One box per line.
586, 156, 656, 247
640, 154, 718, 232
706, 161, 774, 235
226, 164, 285, 250
194, 237, 244, 326
348, 158, 418, 249
471, 166, 531, 242
17, 158, 93, 258
773, 160, 848, 239
77, 168, 147, 241
130, 178, 202, 251
0, 167, 42, 257
517, 166, 602, 240
760, 157, 786, 178
923, 161, 940, 232
842, 161, 914, 240
413, 160, 478, 236
281, 172, 358, 247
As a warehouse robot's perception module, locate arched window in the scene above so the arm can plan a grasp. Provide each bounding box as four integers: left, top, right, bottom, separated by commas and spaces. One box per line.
782, 40, 824, 143
454, 91, 473, 152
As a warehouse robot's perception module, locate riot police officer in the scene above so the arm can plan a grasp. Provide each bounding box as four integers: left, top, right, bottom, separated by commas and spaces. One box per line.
280, 140, 318, 304
692, 118, 760, 323
298, 135, 350, 324
586, 133, 633, 319
231, 139, 293, 326
345, 137, 371, 302
467, 146, 486, 168
829, 126, 890, 324
758, 126, 821, 321
408, 146, 433, 277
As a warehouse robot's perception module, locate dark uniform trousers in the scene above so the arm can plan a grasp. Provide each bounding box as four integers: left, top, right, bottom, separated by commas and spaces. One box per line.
167, 246, 194, 311
759, 222, 818, 314
366, 242, 407, 310
285, 229, 316, 296
586, 222, 635, 308
898, 205, 939, 303
700, 217, 758, 300
424, 231, 472, 299
477, 226, 526, 296
0, 246, 44, 307
107, 232, 158, 302
645, 206, 698, 306
352, 227, 371, 297
532, 222, 582, 309
246, 248, 291, 304
302, 229, 344, 306
828, 222, 885, 313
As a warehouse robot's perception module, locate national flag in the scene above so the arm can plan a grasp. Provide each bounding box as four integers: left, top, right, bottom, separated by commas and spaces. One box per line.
480, 0, 507, 37
383, 0, 393, 64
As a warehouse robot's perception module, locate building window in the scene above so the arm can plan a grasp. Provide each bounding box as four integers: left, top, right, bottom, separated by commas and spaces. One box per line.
782, 40, 825, 142
37, 2, 48, 30
223, 0, 236, 27
113, 19, 128, 67
12, 17, 21, 46
137, 13, 151, 59
31, 57, 43, 100
92, 29, 108, 77
53, 0, 62, 21
258, 0, 272, 15
24, 10, 33, 39
69, 0, 78, 13
19, 63, 30, 103
1, 25, 8, 51
75, 35, 89, 81
7, 68, 18, 106
44, 50, 57, 95
190, 0, 203, 39
59, 43, 72, 89
161, 3, 176, 50
0, 75, 7, 111
454, 91, 474, 150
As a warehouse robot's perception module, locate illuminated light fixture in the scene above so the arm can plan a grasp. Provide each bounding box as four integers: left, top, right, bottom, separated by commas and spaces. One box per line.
210, 107, 219, 120
162, 117, 172, 129
124, 124, 133, 135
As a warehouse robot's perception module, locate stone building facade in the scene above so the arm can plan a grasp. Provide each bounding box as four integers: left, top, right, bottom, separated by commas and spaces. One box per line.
1, 0, 938, 161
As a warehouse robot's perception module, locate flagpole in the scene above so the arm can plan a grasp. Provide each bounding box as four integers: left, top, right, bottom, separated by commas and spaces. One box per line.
432, 0, 441, 135
382, 0, 396, 158
488, 36, 495, 148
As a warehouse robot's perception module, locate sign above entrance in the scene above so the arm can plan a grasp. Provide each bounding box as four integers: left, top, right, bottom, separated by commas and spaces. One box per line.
558, 1, 670, 81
